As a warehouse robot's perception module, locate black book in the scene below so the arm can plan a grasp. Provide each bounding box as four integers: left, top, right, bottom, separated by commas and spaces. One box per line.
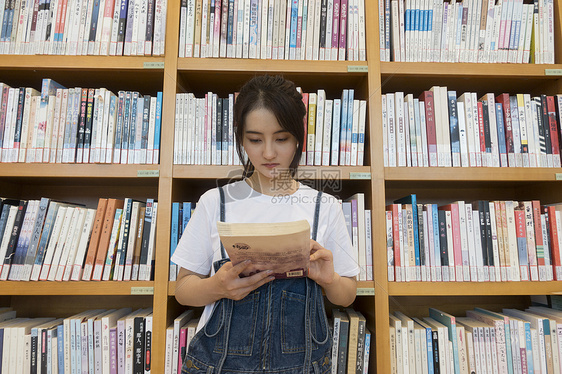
540, 95, 552, 160
417, 203, 425, 275
475, 200, 489, 273
431, 330, 440, 374
337, 310, 349, 374
319, 0, 328, 51
76, 88, 88, 162
216, 97, 222, 159
145, 0, 156, 54
117, 198, 134, 271
480, 99, 492, 156
438, 209, 448, 268
533, 96, 547, 156
83, 88, 95, 163
139, 199, 153, 280
483, 201, 494, 271
2, 200, 27, 269
133, 315, 146, 374
0, 199, 20, 242
141, 95, 151, 163
13, 88, 25, 154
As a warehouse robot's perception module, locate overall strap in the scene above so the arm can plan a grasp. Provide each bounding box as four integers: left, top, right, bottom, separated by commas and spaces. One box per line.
311, 190, 322, 241
218, 186, 227, 260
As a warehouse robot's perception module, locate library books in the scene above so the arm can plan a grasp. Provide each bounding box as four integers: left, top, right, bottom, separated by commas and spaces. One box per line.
169, 193, 373, 282
0, 80, 163, 165
0, 195, 158, 282
0, 0, 168, 56
390, 305, 562, 374
383, 89, 562, 168
379, 0, 555, 64
179, 0, 367, 61
386, 195, 562, 283
173, 89, 367, 167
0, 308, 153, 374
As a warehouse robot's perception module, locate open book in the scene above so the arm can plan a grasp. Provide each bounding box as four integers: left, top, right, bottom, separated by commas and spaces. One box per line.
216, 220, 311, 279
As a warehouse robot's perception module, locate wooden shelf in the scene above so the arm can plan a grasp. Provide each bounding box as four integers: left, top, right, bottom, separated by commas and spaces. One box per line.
168, 280, 375, 296
389, 281, 562, 296
177, 58, 369, 74
0, 281, 155, 295
380, 62, 562, 79
385, 167, 562, 182
0, 55, 165, 71
173, 165, 372, 180
0, 164, 161, 178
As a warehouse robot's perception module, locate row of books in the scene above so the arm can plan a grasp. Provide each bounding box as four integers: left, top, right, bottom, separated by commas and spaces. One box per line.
390, 306, 562, 374
0, 80, 163, 164
164, 307, 371, 374
179, 0, 366, 61
0, 0, 168, 55
331, 308, 371, 374
0, 196, 158, 282
168, 192, 373, 282
379, 0, 555, 64
0, 307, 154, 374
173, 88, 367, 167
382, 88, 562, 168
386, 195, 562, 283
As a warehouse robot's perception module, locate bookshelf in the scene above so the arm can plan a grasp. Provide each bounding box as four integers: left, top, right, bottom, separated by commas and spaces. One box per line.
0, 1, 561, 374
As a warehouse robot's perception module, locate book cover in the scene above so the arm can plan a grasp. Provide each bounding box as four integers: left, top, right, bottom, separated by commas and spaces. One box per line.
217, 219, 311, 279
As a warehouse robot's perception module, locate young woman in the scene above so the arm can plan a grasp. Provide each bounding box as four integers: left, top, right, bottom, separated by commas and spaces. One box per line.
173, 75, 359, 374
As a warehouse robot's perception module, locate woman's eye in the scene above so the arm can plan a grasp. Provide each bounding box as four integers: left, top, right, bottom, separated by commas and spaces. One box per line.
276, 138, 288, 142
248, 138, 261, 143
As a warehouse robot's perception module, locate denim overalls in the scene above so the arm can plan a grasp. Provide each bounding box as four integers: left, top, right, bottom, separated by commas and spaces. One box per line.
181, 187, 332, 374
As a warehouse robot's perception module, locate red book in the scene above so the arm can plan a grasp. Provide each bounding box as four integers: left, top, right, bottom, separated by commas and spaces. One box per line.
532, 200, 546, 280
546, 96, 561, 167
439, 203, 463, 282
514, 209, 529, 281
476, 101, 486, 164
386, 204, 402, 282
420, 90, 437, 166
544, 206, 561, 281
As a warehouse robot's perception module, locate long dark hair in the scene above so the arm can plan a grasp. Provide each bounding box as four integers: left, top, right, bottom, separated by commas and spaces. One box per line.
234, 75, 306, 178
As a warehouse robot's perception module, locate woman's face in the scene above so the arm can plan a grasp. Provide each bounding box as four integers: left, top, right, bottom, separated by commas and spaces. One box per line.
242, 107, 298, 181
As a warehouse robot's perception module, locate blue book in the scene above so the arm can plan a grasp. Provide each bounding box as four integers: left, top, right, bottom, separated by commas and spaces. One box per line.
495, 103, 507, 166
394, 194, 420, 279
170, 202, 180, 267
289, 0, 298, 51
57, 324, 65, 374
153, 92, 163, 164
414, 318, 434, 374
429, 308, 460, 374
227, 0, 235, 47
121, 92, 132, 162
339, 89, 349, 164
447, 90, 460, 166
182, 202, 192, 232
430, 204, 441, 275
128, 92, 139, 158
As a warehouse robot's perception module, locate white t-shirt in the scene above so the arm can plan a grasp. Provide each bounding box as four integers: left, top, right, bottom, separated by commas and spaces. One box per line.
171, 180, 359, 331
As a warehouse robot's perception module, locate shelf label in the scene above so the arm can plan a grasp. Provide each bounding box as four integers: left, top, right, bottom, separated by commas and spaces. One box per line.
131, 287, 154, 295
349, 172, 371, 180
347, 65, 368, 73
144, 61, 164, 69
137, 170, 159, 177
545, 69, 562, 76
356, 288, 375, 296
556, 173, 562, 181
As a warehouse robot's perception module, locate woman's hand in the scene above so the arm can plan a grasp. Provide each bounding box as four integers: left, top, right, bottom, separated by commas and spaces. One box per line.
308, 239, 357, 307
212, 260, 275, 301
308, 239, 336, 288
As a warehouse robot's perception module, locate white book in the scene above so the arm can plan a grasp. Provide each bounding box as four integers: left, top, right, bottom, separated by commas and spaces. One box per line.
395, 91, 406, 167
235, 0, 245, 57
242, 0, 251, 58
505, 200, 521, 281
54, 206, 86, 281
386, 93, 396, 167
331, 98, 341, 166
283, 0, 292, 60
382, 94, 388, 167
312, 0, 321, 60
45, 206, 76, 281
321, 99, 332, 166
172, 310, 195, 374
184, 0, 196, 57
457, 101, 469, 167
261, 0, 270, 59
67, 208, 96, 281
418, 100, 429, 167
314, 89, 325, 165
488, 201, 501, 282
